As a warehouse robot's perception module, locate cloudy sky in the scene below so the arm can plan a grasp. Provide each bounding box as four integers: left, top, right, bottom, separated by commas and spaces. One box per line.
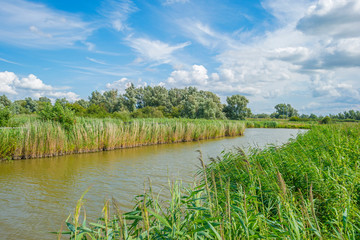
0, 0, 360, 114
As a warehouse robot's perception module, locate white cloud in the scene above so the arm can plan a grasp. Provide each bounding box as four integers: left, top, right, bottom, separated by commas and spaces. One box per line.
167, 65, 209, 85
126, 36, 190, 65
297, 0, 360, 38
163, 0, 189, 5
262, 0, 314, 24
0, 57, 20, 65
100, 0, 138, 32
15, 74, 53, 91
0, 71, 79, 101
0, 71, 17, 94
178, 20, 237, 50
0, 0, 94, 48
86, 57, 107, 65
106, 78, 129, 89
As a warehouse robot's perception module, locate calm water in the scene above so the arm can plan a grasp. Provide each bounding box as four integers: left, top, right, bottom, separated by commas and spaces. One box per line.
0, 128, 306, 239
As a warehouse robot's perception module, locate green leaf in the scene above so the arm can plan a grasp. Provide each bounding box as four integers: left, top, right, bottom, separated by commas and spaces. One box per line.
147, 209, 171, 229
207, 221, 222, 240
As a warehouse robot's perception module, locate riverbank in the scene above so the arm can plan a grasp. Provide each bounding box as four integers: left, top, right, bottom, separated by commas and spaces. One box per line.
0, 118, 245, 160
62, 123, 360, 239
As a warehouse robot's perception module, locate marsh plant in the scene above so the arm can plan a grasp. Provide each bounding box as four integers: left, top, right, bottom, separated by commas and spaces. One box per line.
61, 124, 360, 239
0, 117, 245, 160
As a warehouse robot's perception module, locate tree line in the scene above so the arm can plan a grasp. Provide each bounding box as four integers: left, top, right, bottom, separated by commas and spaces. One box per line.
0, 85, 251, 121
1, 84, 359, 125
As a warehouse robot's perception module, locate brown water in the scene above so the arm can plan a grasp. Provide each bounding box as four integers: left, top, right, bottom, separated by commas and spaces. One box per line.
0, 128, 306, 239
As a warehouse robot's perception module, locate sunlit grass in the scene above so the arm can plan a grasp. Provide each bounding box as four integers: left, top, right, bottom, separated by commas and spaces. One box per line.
0, 117, 245, 160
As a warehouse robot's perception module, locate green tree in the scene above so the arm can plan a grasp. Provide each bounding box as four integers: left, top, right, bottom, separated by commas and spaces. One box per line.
38, 102, 75, 130
24, 97, 38, 113
0, 107, 11, 127
75, 99, 90, 109
274, 103, 298, 118
89, 91, 105, 106
0, 95, 11, 107
223, 95, 251, 120
103, 89, 124, 113
124, 83, 138, 112
38, 96, 51, 103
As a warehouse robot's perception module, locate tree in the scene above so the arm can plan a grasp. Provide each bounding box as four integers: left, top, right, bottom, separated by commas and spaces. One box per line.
75, 99, 90, 109
38, 102, 75, 130
273, 103, 298, 118
103, 89, 124, 113
223, 95, 251, 120
124, 83, 138, 112
0, 95, 11, 107
24, 97, 38, 113
0, 107, 11, 127
89, 91, 105, 106
38, 96, 51, 103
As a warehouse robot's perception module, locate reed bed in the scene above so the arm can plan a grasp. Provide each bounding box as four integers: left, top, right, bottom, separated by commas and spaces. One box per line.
0, 118, 245, 160
245, 120, 313, 129
61, 123, 360, 239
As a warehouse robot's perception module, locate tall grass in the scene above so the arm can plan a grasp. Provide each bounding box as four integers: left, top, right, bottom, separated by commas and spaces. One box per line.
0, 117, 245, 160
61, 123, 360, 239
245, 120, 314, 129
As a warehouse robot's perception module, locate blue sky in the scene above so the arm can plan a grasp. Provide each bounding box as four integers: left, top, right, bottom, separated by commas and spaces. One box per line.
1, 0, 360, 114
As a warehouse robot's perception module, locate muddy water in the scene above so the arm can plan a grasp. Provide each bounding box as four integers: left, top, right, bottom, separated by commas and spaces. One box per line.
0, 128, 306, 239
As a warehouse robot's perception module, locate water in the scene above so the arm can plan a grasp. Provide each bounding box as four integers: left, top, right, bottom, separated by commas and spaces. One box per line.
0, 128, 306, 239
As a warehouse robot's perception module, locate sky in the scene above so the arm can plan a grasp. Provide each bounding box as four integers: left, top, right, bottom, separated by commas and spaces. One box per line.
0, 0, 360, 115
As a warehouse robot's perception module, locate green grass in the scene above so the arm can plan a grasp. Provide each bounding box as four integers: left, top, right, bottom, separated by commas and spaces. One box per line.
60, 123, 360, 239
245, 119, 316, 129
0, 117, 245, 160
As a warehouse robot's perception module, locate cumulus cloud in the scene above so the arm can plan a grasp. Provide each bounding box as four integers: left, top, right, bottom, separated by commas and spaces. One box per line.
0, 71, 17, 94
0, 71, 79, 101
297, 0, 360, 38
0, 0, 94, 48
106, 77, 129, 89
168, 65, 209, 85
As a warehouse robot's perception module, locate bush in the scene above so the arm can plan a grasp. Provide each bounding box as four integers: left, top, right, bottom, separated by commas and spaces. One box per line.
321, 116, 332, 124
289, 116, 300, 121
131, 106, 164, 118
38, 102, 75, 130
0, 107, 11, 127
112, 111, 131, 122
85, 104, 109, 118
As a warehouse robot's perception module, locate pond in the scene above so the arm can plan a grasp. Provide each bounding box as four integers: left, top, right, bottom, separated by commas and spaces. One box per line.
0, 128, 307, 239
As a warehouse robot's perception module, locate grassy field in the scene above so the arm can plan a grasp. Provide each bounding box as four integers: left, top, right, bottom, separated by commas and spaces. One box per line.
0, 116, 245, 160
60, 123, 360, 239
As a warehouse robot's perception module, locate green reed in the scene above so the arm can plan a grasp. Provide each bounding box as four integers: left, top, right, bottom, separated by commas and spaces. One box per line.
61, 123, 360, 239
0, 117, 245, 160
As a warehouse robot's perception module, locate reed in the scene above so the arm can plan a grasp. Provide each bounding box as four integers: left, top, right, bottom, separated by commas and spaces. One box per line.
61, 123, 360, 239
245, 120, 313, 129
0, 117, 245, 160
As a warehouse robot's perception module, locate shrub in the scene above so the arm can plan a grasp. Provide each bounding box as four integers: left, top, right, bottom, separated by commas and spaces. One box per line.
85, 104, 109, 118
38, 102, 75, 130
0, 107, 11, 127
131, 106, 164, 118
321, 116, 332, 124
112, 111, 131, 122
289, 116, 300, 121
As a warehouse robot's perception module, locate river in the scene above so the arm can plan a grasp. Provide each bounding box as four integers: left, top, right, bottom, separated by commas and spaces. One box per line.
0, 128, 306, 239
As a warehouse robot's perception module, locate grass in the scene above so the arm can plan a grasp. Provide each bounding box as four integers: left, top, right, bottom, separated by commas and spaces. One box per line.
60, 123, 360, 239
0, 117, 245, 160
245, 119, 315, 129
